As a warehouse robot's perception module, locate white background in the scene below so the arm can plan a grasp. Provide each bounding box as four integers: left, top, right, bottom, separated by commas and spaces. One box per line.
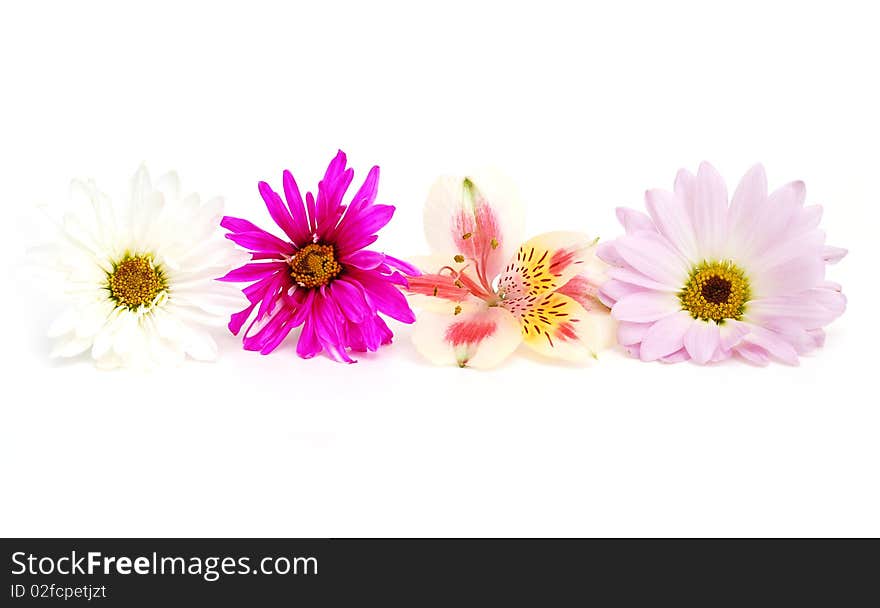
1, 1, 877, 537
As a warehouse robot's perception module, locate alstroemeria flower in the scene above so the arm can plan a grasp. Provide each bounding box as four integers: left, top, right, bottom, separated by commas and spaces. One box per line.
220, 151, 416, 363
597, 162, 847, 365
404, 171, 615, 368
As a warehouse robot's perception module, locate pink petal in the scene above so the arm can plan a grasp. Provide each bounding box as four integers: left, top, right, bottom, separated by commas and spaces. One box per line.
615, 207, 655, 234
690, 162, 728, 259
639, 311, 694, 361
423, 173, 525, 283
683, 319, 720, 364
747, 181, 805, 256
598, 278, 644, 307
596, 241, 625, 266
607, 267, 678, 292
734, 342, 770, 366
740, 324, 799, 365
673, 169, 696, 205
645, 188, 698, 259
752, 254, 825, 298
660, 348, 691, 363
727, 164, 768, 252
747, 296, 841, 328
614, 234, 687, 286
617, 321, 652, 346
612, 291, 680, 322
823, 245, 847, 264
719, 320, 750, 352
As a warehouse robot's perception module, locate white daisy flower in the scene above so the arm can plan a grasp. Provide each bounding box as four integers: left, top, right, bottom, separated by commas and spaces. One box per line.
35, 165, 247, 369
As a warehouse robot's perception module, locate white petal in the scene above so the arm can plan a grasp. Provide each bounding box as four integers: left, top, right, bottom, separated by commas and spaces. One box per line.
50, 335, 92, 358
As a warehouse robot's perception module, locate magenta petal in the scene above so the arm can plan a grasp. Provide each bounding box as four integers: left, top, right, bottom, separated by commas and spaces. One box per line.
296, 317, 321, 359
315, 152, 354, 237
221, 216, 264, 234
259, 181, 302, 244
305, 191, 317, 232
341, 249, 385, 270
225, 230, 294, 255
382, 254, 420, 276
335, 205, 395, 255
348, 165, 380, 214
312, 293, 355, 363
229, 301, 257, 335
243, 310, 290, 353
328, 279, 369, 322
256, 272, 287, 321
325, 166, 381, 242
347, 269, 415, 323
218, 261, 287, 282
282, 170, 312, 245
257, 310, 298, 355
243, 270, 284, 303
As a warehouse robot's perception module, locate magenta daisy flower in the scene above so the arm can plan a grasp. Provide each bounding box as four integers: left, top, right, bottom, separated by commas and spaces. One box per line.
598, 163, 847, 365
219, 151, 416, 363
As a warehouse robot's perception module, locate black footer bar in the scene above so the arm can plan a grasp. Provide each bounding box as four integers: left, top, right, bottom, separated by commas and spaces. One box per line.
1, 538, 875, 605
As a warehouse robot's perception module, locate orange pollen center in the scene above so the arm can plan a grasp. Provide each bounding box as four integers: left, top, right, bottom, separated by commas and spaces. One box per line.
108, 256, 165, 308
288, 243, 342, 288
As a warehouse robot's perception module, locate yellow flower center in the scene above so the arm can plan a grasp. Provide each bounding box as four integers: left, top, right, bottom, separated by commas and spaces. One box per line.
108, 255, 166, 309
289, 243, 342, 288
679, 260, 750, 322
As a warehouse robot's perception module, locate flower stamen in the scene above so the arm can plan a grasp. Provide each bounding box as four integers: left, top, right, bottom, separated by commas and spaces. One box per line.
679, 260, 750, 322
108, 255, 165, 309
289, 243, 342, 288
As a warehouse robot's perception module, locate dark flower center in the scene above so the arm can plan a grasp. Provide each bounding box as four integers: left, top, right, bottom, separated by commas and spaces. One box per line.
700, 275, 732, 304
679, 260, 750, 323
108, 256, 165, 309
289, 243, 342, 288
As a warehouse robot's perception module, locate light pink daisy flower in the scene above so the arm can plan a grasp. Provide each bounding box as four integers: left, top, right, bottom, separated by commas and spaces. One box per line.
598, 163, 847, 365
